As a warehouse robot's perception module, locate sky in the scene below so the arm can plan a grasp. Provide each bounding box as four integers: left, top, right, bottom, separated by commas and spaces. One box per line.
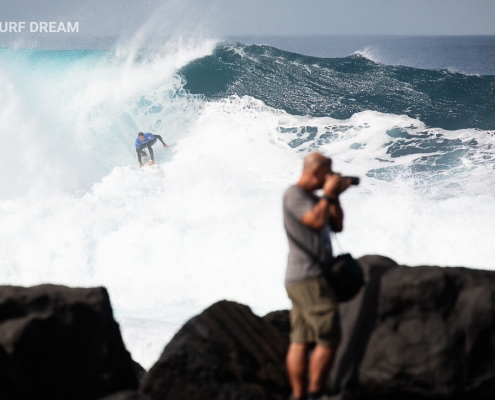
1, 0, 495, 38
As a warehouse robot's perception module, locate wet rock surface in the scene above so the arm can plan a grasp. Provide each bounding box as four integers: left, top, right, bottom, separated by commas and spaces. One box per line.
0, 284, 138, 400
3, 255, 495, 400
330, 255, 495, 399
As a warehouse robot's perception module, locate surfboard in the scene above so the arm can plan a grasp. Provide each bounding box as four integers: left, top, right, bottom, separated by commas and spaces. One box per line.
140, 156, 161, 173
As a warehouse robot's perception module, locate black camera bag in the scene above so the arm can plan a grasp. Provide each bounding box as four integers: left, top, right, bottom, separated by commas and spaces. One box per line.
286, 229, 364, 302
321, 253, 364, 302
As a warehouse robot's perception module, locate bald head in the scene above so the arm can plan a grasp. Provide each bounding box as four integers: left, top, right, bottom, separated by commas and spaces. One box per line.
303, 153, 331, 172
297, 153, 332, 191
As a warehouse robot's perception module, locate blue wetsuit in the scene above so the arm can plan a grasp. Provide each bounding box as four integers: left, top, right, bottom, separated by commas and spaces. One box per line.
135, 133, 166, 164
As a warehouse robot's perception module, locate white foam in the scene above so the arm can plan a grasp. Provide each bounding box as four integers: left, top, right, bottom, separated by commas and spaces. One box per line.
353, 47, 382, 63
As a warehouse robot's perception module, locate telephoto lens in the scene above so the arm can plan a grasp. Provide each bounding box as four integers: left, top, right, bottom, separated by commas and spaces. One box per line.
342, 176, 360, 185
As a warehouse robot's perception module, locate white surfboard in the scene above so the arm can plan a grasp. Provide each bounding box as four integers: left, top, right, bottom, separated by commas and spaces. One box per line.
140, 156, 161, 173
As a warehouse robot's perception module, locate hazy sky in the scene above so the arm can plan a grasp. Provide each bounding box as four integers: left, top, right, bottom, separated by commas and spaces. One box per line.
2, 0, 495, 37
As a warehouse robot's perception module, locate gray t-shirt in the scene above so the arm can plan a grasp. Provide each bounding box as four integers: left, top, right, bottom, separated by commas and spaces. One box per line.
283, 185, 333, 286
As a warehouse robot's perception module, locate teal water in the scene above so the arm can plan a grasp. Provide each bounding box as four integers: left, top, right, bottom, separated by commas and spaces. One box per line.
180, 42, 495, 130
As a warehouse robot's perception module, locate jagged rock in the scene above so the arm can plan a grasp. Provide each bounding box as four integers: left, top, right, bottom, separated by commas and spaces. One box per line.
140, 300, 290, 400
133, 360, 146, 384
331, 255, 495, 399
263, 310, 290, 341
330, 254, 399, 396
0, 284, 138, 400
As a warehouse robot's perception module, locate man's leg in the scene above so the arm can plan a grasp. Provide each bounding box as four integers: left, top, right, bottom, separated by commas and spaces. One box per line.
301, 276, 340, 398
286, 342, 308, 399
148, 145, 154, 162
308, 345, 334, 394
137, 144, 146, 164
148, 137, 157, 161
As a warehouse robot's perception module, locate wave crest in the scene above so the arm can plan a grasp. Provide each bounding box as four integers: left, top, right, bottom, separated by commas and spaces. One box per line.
180, 42, 495, 131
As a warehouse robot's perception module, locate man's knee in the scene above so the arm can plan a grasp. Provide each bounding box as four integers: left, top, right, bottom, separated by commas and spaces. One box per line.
288, 342, 309, 354
287, 343, 309, 369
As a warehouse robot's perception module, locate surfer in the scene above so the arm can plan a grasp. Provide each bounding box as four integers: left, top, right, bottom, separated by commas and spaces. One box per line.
135, 132, 169, 167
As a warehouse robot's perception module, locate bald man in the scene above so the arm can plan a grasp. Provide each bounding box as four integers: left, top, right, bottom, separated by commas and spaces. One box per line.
283, 153, 351, 400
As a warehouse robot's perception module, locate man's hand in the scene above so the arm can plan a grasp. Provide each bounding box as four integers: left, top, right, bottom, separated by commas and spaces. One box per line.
163, 144, 169, 149
299, 175, 351, 231
322, 174, 351, 232
323, 174, 351, 198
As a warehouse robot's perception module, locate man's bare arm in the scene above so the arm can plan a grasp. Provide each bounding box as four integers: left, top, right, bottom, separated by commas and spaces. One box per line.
329, 200, 344, 232
300, 174, 349, 231
301, 197, 332, 230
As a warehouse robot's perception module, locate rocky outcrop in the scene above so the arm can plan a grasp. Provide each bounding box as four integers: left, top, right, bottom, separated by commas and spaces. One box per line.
330, 255, 495, 399
140, 300, 290, 400
3, 255, 495, 400
0, 284, 138, 400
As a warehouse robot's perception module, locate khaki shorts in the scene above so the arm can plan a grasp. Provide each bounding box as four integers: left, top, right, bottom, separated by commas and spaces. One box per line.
286, 274, 340, 348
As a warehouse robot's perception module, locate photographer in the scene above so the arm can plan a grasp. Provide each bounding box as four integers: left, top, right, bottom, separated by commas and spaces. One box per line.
283, 152, 352, 400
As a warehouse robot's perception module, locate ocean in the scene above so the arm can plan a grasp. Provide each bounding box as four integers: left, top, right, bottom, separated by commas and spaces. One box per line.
0, 35, 494, 369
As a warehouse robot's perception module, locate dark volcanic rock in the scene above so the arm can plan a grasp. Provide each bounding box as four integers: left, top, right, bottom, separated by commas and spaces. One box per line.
140, 300, 290, 400
330, 254, 399, 396
133, 360, 146, 384
0, 284, 138, 400
331, 255, 495, 399
263, 310, 290, 341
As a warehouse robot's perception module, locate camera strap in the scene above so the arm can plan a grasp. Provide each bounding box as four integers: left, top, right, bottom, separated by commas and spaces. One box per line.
331, 232, 344, 255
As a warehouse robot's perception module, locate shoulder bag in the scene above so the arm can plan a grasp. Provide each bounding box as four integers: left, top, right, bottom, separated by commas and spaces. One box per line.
286, 228, 364, 302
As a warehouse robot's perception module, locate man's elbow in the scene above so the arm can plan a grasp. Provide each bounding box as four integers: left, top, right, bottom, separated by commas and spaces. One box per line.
332, 222, 343, 232
301, 218, 325, 230
312, 221, 327, 230
314, 221, 342, 231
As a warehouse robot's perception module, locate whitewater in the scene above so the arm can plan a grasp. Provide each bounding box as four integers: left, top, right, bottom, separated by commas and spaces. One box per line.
1, 37, 494, 369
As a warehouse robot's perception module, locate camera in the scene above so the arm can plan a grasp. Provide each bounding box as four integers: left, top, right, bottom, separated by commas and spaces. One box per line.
342, 176, 360, 185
